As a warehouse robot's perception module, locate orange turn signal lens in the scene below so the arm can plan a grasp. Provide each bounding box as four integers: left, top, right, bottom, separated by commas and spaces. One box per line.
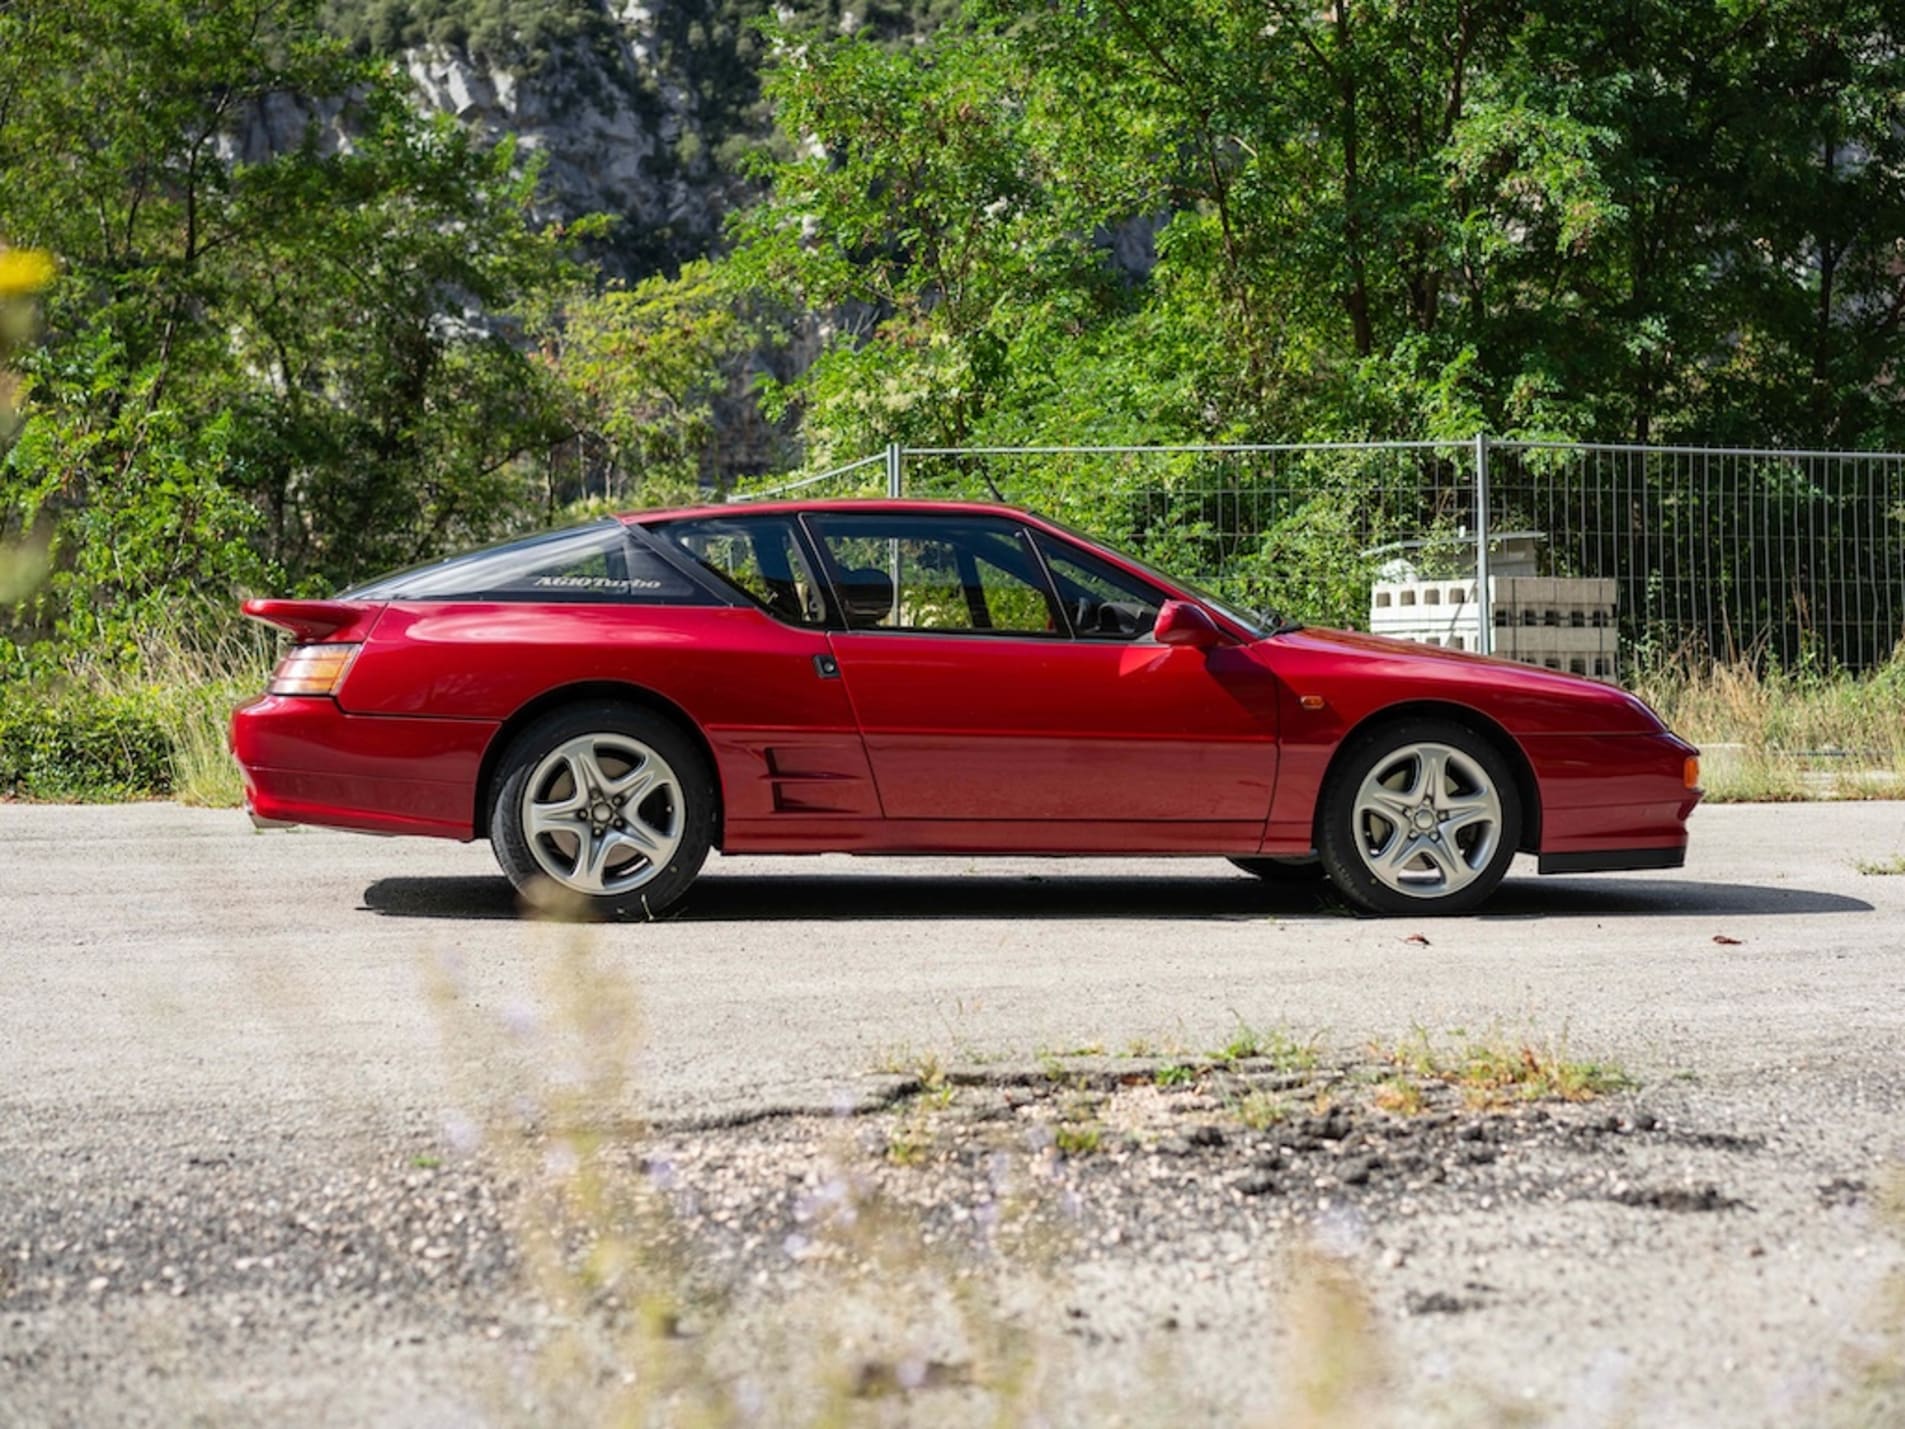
1684, 756, 1701, 789
268, 643, 359, 697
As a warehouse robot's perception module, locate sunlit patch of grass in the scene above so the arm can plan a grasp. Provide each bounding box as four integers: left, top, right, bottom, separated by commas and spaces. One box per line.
1855, 854, 1905, 876
1374, 1027, 1631, 1109
1154, 1062, 1195, 1088
1211, 1017, 1321, 1071
1233, 1089, 1287, 1131
1053, 1123, 1103, 1157
1371, 1075, 1426, 1116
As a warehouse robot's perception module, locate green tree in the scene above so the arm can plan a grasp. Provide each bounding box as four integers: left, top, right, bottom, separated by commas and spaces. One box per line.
0, 0, 586, 659
537, 258, 775, 508
730, 24, 1118, 461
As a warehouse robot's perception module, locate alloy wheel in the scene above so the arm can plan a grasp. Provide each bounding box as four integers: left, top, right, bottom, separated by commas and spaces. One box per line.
1349, 741, 1503, 899
520, 732, 684, 895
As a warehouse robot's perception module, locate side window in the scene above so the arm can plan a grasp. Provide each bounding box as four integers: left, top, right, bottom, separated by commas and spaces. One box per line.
805, 515, 1061, 635
1033, 533, 1164, 640
342, 522, 706, 604
658, 516, 830, 626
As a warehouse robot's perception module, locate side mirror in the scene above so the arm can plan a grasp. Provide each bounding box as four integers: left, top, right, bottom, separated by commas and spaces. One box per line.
1154, 599, 1225, 650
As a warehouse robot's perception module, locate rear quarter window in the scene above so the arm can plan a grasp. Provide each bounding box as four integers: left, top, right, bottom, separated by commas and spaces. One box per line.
341, 523, 709, 605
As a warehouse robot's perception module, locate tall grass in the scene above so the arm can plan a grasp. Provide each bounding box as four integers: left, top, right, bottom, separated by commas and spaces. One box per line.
1, 618, 272, 804
1631, 648, 1905, 802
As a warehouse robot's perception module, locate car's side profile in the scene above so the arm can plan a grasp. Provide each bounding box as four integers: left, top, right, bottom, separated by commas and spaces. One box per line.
231, 500, 1702, 917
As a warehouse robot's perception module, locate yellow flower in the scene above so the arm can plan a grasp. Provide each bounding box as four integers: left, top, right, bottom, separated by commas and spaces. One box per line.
0, 247, 56, 297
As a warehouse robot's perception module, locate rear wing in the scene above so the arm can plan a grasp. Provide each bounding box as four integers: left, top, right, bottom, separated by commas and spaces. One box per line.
241, 599, 383, 644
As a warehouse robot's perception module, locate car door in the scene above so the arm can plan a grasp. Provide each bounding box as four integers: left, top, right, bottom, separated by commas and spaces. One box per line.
803, 511, 1280, 825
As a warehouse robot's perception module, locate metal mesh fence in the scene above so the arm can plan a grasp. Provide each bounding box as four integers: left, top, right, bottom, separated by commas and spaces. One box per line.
1487, 444, 1905, 669
733, 438, 1905, 672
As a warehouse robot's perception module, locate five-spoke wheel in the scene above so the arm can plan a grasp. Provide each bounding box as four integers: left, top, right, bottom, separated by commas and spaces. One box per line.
1317, 718, 1521, 915
490, 703, 714, 919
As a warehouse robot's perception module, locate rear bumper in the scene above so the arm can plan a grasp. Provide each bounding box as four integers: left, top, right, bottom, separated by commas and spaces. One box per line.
231, 695, 496, 840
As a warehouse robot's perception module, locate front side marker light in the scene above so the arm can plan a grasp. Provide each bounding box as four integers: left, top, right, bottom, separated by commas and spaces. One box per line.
1684, 755, 1701, 789
269, 643, 360, 696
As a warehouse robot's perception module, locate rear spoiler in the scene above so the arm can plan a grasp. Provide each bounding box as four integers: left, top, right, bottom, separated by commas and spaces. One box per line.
241, 598, 383, 644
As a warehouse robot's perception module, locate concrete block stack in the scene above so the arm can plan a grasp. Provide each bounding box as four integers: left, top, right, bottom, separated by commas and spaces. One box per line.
1370, 574, 1619, 682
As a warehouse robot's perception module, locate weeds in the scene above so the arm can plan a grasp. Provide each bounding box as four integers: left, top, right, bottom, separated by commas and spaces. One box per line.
1855, 854, 1905, 876
1053, 1123, 1103, 1157
0, 619, 270, 804
1233, 1089, 1288, 1131
1373, 1027, 1631, 1108
1212, 1018, 1320, 1072
1631, 650, 1905, 802
1371, 1076, 1426, 1116
419, 948, 1665, 1423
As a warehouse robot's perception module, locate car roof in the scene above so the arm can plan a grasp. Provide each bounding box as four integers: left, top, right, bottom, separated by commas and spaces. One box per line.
620, 498, 1033, 525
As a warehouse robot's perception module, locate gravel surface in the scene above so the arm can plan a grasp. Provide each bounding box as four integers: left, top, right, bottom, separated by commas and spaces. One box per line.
3, 800, 1904, 1424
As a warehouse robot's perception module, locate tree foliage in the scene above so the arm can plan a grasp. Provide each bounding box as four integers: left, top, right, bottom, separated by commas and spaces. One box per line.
738, 1, 1905, 455
0, 0, 586, 662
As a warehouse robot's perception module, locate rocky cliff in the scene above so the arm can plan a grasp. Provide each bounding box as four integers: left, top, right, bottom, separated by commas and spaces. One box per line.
307, 1, 945, 279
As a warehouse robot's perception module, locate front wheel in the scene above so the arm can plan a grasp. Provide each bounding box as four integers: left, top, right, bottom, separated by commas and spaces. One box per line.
489, 702, 716, 920
1316, 719, 1521, 916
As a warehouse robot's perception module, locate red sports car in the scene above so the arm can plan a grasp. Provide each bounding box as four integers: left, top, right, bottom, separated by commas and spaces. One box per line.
231, 500, 1701, 917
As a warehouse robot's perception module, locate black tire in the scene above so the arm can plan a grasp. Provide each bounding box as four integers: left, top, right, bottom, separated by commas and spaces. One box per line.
488, 701, 716, 920
1228, 856, 1328, 883
1315, 717, 1522, 917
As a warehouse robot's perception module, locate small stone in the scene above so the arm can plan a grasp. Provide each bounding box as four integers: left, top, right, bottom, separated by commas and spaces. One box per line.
1340, 1156, 1376, 1186
1406, 1290, 1471, 1316
1186, 1124, 1226, 1149
1235, 1172, 1279, 1197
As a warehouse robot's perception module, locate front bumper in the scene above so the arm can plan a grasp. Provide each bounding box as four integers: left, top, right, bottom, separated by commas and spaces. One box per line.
231, 695, 497, 840
1521, 730, 1701, 868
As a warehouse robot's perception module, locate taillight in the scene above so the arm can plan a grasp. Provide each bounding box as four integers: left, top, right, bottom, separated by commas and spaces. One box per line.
269, 643, 360, 697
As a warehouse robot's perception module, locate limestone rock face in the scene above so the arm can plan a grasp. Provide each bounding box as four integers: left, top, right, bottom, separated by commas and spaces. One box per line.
399, 37, 722, 273
233, 6, 757, 279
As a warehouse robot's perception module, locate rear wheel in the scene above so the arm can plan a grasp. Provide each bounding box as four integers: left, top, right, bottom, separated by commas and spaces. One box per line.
489, 702, 715, 919
1316, 718, 1521, 916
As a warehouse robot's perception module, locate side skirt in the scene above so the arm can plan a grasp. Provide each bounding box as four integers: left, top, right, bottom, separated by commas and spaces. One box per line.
722, 817, 1269, 857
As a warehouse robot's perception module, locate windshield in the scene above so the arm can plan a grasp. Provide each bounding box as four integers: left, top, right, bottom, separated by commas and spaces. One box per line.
1034, 516, 1290, 639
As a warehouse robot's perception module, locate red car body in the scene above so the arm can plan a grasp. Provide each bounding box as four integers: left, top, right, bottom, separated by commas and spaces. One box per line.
232, 500, 1699, 899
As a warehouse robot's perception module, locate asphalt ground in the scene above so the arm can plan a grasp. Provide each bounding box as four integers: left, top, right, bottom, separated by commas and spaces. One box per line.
3, 800, 1903, 1424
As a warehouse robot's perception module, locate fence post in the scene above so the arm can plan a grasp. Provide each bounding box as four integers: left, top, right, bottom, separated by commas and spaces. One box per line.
1473, 432, 1493, 656
885, 440, 902, 499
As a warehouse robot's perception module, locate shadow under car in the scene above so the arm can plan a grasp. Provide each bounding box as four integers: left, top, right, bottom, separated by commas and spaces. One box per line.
358, 870, 1872, 923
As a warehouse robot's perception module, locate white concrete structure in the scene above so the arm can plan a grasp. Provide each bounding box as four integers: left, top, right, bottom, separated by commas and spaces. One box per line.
1370, 562, 1619, 683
